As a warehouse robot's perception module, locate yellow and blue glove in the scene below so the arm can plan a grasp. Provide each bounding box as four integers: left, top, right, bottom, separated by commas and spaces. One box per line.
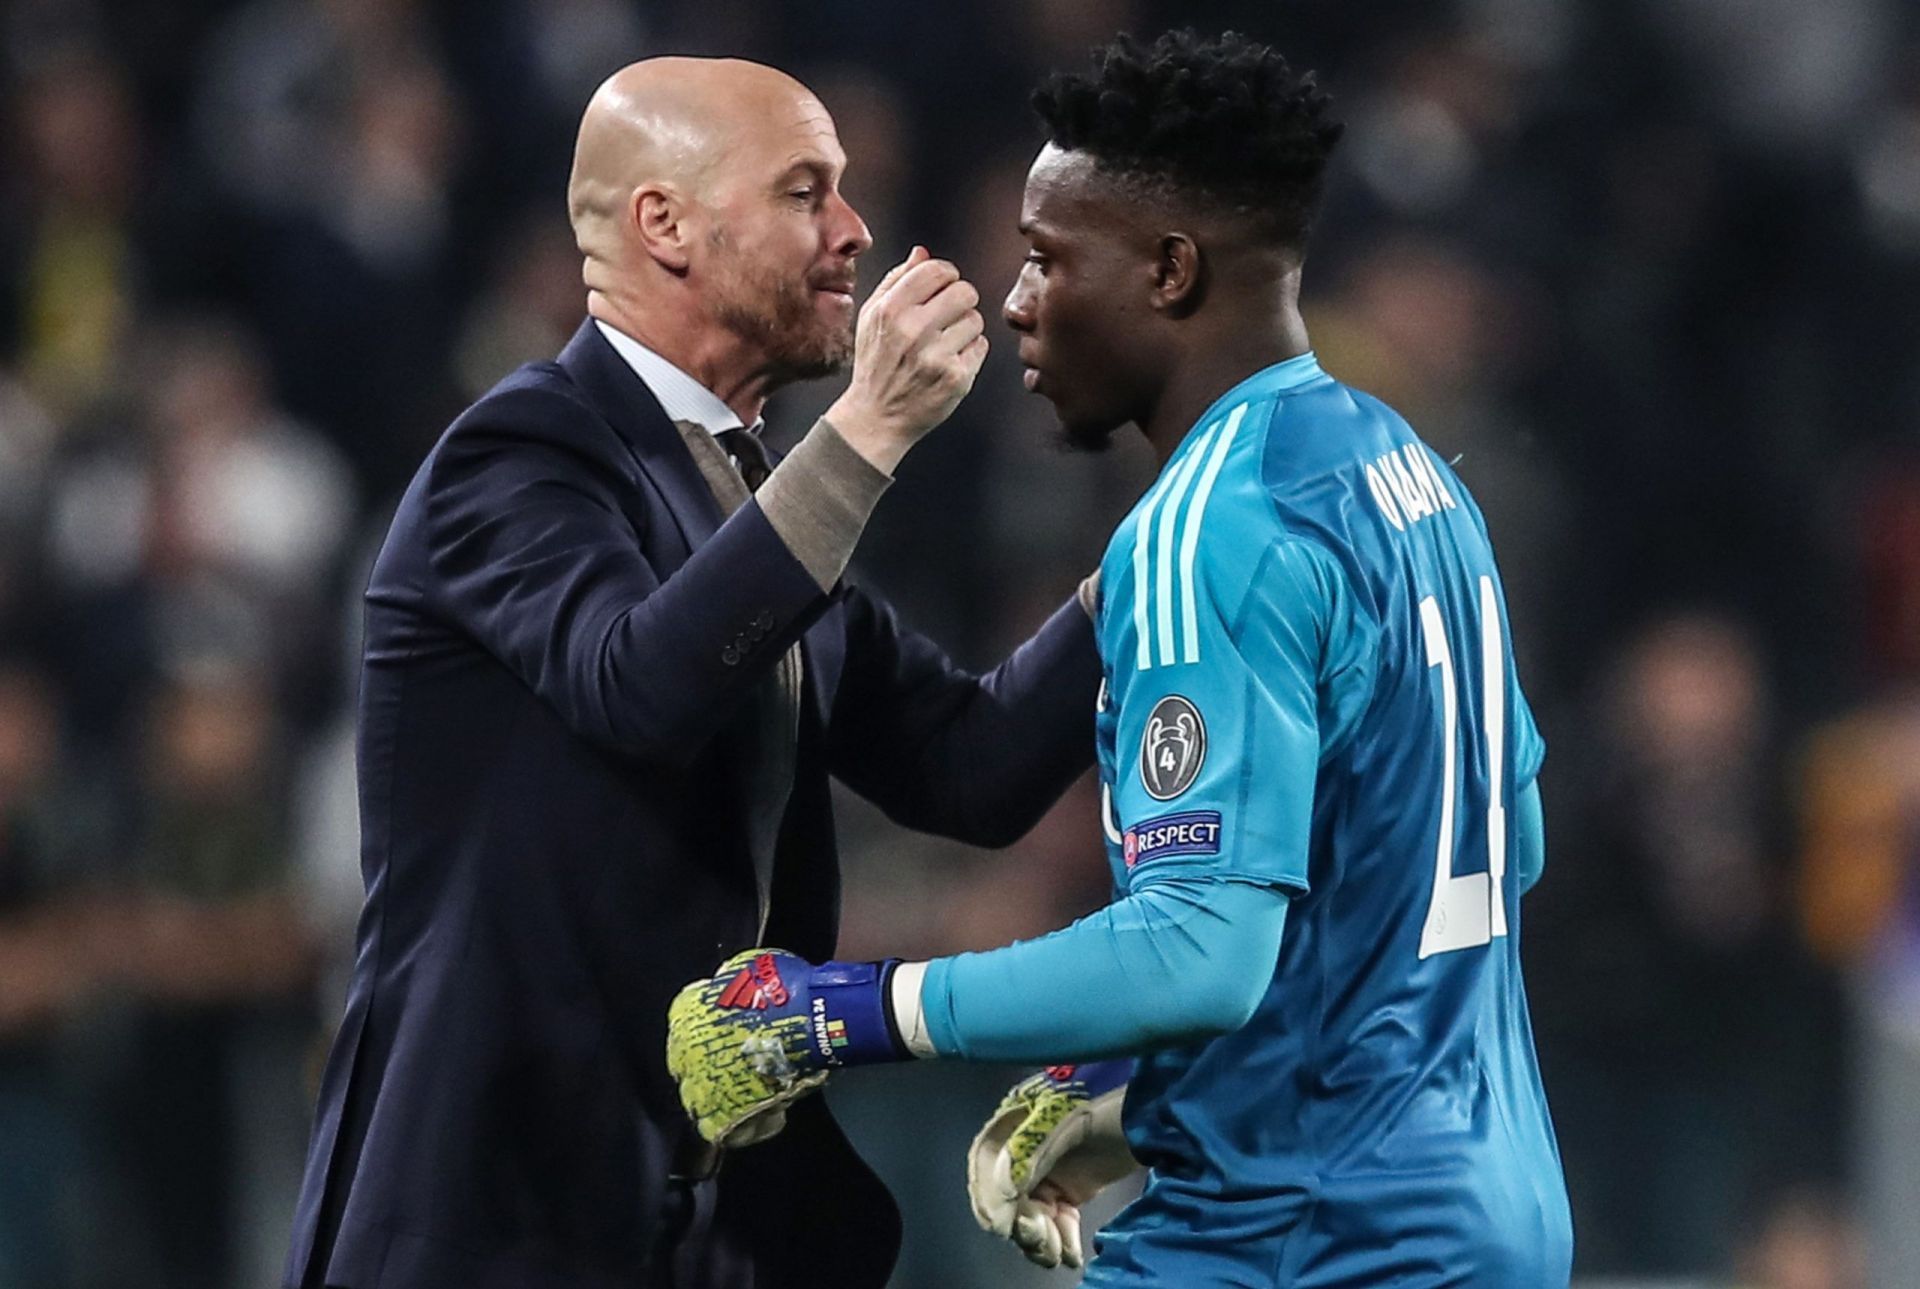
967, 1060, 1139, 1270
666, 948, 904, 1148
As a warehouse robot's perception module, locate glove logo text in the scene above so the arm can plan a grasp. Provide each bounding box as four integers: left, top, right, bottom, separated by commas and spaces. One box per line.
809, 997, 849, 1062
717, 953, 790, 1010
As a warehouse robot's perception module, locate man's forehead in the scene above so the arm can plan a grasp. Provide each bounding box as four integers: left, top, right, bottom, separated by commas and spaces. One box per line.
1028, 142, 1096, 185
752, 98, 845, 174
1021, 144, 1126, 232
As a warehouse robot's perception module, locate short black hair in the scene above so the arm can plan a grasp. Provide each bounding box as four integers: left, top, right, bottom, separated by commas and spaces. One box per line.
1032, 30, 1344, 248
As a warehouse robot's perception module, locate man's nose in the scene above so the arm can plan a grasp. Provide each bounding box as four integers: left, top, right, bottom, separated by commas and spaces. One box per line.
828, 191, 873, 259
1003, 278, 1033, 331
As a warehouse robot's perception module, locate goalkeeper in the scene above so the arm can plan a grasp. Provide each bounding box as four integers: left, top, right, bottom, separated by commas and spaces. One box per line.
669, 30, 1571, 1288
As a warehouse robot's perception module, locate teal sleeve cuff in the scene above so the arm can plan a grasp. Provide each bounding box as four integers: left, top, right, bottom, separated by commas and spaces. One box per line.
920, 874, 1289, 1064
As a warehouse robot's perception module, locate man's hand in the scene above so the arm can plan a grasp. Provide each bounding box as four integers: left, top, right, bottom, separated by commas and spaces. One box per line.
666, 949, 901, 1148
967, 1060, 1139, 1270
827, 246, 989, 474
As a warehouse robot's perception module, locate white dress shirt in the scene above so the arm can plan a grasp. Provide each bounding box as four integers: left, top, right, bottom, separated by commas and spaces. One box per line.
593, 319, 763, 438
591, 315, 891, 595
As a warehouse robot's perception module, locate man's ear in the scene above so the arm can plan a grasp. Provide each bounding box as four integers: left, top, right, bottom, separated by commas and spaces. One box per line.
1151, 233, 1204, 316
633, 183, 692, 272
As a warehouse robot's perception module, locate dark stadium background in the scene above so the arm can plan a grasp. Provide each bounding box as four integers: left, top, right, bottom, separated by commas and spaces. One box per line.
1, 0, 1914, 1284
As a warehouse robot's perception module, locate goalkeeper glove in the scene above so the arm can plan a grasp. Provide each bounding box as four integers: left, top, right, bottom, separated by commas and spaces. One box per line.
968, 1059, 1139, 1270
666, 948, 903, 1148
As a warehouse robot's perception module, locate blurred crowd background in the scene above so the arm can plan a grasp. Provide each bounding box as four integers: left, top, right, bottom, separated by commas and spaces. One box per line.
1, 0, 1917, 1286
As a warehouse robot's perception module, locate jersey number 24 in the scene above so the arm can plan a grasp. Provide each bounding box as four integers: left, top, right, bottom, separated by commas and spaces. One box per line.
1417, 577, 1509, 959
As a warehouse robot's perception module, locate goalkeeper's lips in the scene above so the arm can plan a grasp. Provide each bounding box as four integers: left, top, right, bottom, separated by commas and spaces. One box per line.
1017, 341, 1046, 393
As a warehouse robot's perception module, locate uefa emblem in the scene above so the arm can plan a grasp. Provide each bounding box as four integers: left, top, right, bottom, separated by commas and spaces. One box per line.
1140, 695, 1206, 800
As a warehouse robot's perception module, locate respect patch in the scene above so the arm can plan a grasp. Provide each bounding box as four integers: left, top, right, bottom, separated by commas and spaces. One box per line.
1122, 810, 1223, 868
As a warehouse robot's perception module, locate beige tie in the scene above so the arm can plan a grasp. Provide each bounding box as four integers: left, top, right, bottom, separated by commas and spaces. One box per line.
673, 421, 802, 938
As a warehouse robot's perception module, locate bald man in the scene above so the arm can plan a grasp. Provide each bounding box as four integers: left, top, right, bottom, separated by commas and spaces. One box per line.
284, 59, 1100, 1289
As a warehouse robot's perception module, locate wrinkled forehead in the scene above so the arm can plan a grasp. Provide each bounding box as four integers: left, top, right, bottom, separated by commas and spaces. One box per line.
708, 88, 846, 192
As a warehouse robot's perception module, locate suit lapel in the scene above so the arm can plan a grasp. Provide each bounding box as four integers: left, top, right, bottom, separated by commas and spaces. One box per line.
560, 320, 855, 946
560, 320, 794, 930
555, 320, 724, 552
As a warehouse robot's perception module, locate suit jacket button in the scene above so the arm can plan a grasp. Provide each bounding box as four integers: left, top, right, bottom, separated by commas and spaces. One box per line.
755, 610, 774, 629
722, 647, 740, 666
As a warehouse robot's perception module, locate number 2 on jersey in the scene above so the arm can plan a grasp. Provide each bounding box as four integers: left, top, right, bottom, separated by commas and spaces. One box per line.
1417, 577, 1508, 959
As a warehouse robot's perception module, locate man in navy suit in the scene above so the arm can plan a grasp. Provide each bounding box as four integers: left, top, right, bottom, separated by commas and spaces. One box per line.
284, 57, 1101, 1289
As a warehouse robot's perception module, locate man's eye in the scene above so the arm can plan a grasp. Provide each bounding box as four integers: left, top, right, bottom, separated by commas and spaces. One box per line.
789, 188, 815, 202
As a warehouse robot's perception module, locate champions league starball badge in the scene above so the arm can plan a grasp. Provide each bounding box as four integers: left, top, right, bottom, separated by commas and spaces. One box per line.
1140, 695, 1206, 800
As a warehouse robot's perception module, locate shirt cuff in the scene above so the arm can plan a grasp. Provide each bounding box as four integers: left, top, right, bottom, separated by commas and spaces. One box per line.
1077, 569, 1101, 620
756, 417, 892, 591
889, 959, 938, 1059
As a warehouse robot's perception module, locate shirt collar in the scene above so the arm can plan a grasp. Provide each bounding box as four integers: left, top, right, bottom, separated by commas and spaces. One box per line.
594, 320, 763, 438
1156, 351, 1328, 471
1205, 351, 1325, 415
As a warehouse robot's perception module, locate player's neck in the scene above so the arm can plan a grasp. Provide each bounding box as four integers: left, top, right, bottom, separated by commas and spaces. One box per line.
1140, 312, 1311, 467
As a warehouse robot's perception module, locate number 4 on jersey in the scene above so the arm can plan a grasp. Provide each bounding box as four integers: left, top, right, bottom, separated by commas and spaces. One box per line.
1417, 578, 1509, 959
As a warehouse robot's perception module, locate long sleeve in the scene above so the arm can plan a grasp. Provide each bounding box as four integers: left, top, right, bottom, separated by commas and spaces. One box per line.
918, 873, 1290, 1063
420, 390, 832, 765
826, 590, 1101, 848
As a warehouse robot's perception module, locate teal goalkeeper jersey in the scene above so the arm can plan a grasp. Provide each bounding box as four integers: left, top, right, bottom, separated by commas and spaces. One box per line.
1087, 353, 1571, 1287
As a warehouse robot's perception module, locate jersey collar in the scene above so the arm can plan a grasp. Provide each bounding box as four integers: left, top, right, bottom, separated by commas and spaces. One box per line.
1163, 351, 1325, 465
1202, 351, 1324, 422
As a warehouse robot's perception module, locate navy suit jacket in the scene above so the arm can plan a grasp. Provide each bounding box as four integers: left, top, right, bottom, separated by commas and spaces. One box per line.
285, 321, 1101, 1289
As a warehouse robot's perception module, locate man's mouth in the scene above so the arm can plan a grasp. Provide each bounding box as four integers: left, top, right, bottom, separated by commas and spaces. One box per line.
1018, 345, 1042, 391
812, 276, 857, 302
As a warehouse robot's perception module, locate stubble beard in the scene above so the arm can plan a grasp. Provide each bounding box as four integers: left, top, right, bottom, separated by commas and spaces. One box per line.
1054, 416, 1118, 454
710, 234, 855, 386
1049, 387, 1122, 453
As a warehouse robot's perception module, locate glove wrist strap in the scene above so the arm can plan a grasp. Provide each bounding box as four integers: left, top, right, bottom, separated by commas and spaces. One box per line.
804, 959, 905, 1067
1042, 1057, 1134, 1097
